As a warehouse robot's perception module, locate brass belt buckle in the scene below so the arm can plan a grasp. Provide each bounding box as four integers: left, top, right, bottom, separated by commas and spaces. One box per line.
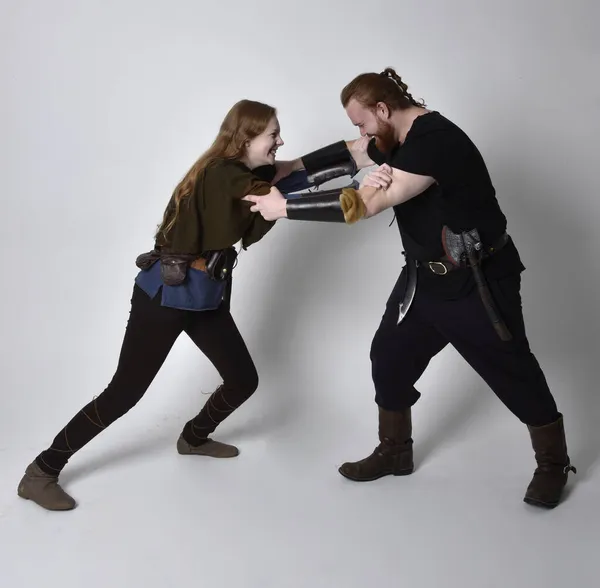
428, 261, 448, 275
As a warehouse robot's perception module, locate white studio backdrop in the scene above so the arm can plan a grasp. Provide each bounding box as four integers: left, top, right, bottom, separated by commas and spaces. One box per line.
1, 0, 599, 468
0, 3, 599, 585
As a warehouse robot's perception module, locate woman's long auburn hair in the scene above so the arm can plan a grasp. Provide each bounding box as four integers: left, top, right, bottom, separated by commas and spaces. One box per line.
155, 99, 276, 245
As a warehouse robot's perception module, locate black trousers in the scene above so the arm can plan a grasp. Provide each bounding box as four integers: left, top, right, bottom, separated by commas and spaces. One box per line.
370, 269, 559, 427
36, 283, 258, 475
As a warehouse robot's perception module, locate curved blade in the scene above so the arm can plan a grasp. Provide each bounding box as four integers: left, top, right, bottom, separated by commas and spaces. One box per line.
398, 258, 417, 324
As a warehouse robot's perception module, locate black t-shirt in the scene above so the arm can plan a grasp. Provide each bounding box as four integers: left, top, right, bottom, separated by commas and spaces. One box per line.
367, 111, 525, 297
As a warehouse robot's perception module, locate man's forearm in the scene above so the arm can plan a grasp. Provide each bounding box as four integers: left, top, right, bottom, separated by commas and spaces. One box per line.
355, 186, 390, 218
356, 168, 436, 217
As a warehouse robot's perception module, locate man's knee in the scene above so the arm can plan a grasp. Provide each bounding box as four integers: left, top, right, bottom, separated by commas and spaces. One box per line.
370, 323, 392, 363
369, 326, 424, 408
370, 322, 406, 376
245, 368, 259, 396
375, 387, 420, 411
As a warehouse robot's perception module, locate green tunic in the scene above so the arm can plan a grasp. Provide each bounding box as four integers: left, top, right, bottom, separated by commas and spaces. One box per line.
158, 159, 275, 254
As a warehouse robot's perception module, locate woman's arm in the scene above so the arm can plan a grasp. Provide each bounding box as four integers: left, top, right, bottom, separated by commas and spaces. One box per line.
272, 137, 371, 189
243, 185, 364, 224
243, 164, 434, 223
271, 158, 306, 185
345, 136, 375, 170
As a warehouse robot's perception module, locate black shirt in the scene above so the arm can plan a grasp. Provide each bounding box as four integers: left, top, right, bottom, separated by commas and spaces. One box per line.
367, 111, 525, 297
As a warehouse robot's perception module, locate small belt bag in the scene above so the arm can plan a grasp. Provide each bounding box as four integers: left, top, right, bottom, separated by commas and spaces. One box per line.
204, 248, 238, 282
135, 247, 238, 286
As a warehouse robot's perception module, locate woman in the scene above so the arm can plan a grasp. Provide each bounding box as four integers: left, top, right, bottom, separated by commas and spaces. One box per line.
17, 99, 284, 511
17, 99, 365, 512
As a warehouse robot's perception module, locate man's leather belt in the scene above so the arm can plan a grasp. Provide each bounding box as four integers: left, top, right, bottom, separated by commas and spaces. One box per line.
421, 232, 509, 276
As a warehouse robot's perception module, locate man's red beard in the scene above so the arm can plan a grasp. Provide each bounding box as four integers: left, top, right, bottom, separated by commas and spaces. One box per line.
373, 119, 397, 153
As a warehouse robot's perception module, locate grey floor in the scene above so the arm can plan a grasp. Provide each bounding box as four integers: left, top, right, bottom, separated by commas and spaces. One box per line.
1, 371, 597, 588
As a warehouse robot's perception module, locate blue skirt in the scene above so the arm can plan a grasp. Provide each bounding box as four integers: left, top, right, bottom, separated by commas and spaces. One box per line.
134, 261, 227, 311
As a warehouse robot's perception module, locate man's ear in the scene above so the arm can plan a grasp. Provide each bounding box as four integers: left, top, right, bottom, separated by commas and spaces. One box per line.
376, 101, 391, 119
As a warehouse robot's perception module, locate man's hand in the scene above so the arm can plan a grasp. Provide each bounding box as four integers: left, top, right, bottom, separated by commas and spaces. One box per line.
360, 164, 393, 190
243, 186, 287, 221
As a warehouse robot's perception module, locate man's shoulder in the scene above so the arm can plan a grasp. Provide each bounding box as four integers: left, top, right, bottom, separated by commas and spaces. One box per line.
404, 111, 479, 159
411, 111, 463, 138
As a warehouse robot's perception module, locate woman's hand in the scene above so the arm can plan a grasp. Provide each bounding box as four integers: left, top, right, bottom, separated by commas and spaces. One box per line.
243, 186, 287, 221
346, 136, 374, 169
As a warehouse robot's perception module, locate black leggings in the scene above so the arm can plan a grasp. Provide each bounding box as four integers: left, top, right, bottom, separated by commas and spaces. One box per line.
370, 270, 560, 427
36, 283, 258, 475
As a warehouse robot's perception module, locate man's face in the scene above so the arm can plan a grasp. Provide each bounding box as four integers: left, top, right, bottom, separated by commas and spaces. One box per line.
345, 98, 397, 153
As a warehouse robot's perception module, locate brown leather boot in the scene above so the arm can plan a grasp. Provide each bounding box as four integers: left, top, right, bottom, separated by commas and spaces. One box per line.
338, 406, 414, 481
524, 415, 576, 508
176, 435, 239, 458
17, 461, 76, 511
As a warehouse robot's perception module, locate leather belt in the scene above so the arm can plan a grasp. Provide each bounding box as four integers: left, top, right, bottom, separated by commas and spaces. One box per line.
423, 259, 458, 275
421, 232, 509, 276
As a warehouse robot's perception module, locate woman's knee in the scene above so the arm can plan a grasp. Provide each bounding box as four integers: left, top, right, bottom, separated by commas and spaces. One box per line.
226, 364, 259, 401
94, 383, 148, 424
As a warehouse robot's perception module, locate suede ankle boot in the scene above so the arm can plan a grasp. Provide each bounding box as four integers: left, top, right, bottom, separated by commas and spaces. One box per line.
339, 406, 414, 481
17, 461, 76, 511
176, 435, 239, 458
524, 415, 576, 508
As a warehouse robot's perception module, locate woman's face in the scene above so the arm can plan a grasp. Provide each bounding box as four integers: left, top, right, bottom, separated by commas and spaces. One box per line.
244, 116, 284, 168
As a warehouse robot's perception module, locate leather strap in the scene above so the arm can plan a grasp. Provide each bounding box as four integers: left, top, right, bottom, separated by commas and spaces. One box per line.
302, 140, 354, 174
422, 232, 509, 276
286, 187, 366, 224
307, 160, 357, 188
286, 189, 346, 222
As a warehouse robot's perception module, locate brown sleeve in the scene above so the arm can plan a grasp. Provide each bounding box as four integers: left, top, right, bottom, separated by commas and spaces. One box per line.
198, 161, 276, 251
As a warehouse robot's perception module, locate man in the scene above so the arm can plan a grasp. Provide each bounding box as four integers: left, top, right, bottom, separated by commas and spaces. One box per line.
244, 68, 575, 509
